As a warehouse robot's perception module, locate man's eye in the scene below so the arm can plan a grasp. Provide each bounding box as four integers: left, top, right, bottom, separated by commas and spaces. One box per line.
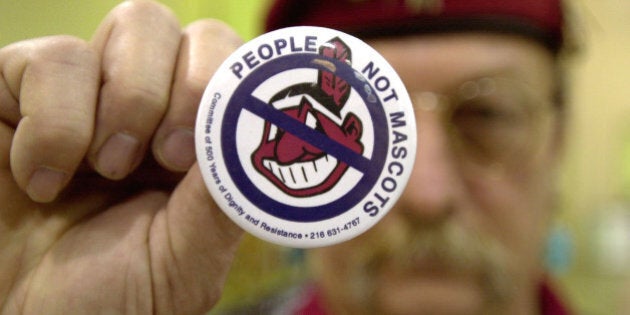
446, 77, 551, 164
454, 100, 526, 125
450, 99, 531, 160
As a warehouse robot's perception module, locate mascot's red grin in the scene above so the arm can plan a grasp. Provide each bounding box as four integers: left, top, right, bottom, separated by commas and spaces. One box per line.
251, 95, 363, 197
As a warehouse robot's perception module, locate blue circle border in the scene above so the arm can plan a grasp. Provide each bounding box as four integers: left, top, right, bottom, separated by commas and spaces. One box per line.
221, 53, 389, 222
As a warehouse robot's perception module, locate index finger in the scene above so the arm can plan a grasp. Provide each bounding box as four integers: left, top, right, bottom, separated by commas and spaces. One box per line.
0, 36, 100, 202
88, 0, 182, 179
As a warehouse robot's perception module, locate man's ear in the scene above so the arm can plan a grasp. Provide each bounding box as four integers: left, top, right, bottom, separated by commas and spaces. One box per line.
549, 107, 567, 165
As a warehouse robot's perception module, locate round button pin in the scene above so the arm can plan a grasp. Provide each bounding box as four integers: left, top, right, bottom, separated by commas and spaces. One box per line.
195, 26, 416, 248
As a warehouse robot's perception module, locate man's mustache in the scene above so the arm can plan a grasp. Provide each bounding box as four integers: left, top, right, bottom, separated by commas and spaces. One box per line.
362, 217, 514, 305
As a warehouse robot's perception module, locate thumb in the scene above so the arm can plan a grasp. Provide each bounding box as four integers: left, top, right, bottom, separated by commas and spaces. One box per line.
150, 163, 243, 313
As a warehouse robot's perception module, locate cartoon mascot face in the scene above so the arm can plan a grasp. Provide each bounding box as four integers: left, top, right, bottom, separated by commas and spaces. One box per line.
251, 38, 364, 197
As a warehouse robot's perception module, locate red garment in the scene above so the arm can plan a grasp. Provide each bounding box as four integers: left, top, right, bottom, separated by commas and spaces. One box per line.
292, 280, 572, 315
265, 0, 565, 53
539, 279, 573, 315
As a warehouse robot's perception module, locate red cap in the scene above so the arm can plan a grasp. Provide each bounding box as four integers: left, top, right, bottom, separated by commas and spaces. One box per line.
265, 0, 565, 53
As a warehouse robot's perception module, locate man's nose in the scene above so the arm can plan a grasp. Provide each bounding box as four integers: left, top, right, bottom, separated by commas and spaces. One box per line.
398, 92, 460, 224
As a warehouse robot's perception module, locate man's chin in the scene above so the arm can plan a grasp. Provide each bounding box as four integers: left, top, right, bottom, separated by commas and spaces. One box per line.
374, 273, 486, 315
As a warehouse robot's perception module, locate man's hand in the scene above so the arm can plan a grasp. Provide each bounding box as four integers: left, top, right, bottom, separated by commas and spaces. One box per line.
0, 1, 243, 314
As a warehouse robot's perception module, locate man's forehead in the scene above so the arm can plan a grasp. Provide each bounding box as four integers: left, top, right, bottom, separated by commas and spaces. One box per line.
367, 33, 555, 92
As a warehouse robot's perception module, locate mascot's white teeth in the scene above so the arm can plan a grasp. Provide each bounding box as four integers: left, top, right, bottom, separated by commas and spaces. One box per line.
262, 155, 338, 189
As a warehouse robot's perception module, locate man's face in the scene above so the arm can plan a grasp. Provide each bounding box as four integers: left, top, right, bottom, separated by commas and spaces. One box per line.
310, 33, 561, 315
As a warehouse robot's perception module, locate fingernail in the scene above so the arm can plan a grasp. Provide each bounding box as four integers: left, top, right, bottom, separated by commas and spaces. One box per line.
159, 128, 195, 171
96, 132, 141, 179
27, 167, 67, 202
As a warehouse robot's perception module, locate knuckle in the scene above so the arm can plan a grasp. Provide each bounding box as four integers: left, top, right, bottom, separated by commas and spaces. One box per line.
187, 18, 243, 48
115, 0, 179, 28
26, 115, 91, 152
103, 81, 167, 118
43, 109, 92, 139
187, 19, 238, 38
31, 36, 98, 69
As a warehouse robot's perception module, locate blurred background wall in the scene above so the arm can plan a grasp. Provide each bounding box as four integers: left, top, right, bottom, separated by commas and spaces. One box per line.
558, 1, 630, 314
0, 0, 270, 43
1, 1, 628, 314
